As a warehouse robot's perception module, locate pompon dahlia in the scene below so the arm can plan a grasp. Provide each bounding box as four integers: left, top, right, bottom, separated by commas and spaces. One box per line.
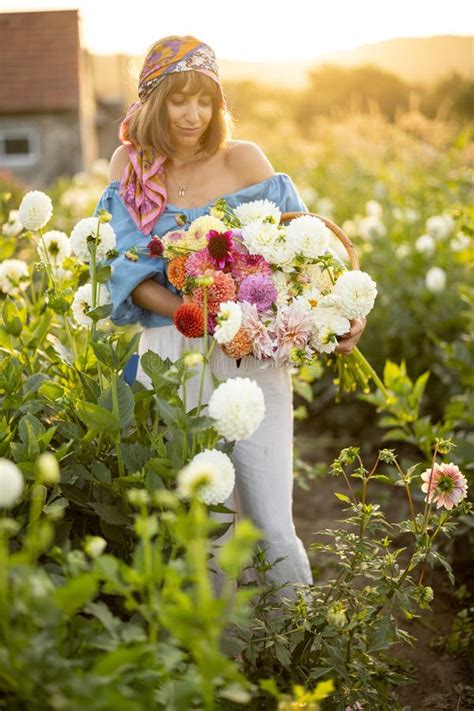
421, 462, 468, 510
173, 303, 205, 338
238, 274, 277, 312
193, 270, 237, 315
167, 255, 189, 290
206, 230, 235, 270
221, 326, 253, 359
231, 252, 272, 285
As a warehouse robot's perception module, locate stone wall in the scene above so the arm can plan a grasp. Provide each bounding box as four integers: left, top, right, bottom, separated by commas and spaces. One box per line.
0, 111, 82, 187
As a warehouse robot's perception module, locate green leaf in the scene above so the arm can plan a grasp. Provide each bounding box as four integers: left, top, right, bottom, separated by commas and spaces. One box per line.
99, 379, 135, 430
77, 401, 121, 436
89, 502, 131, 526
92, 644, 149, 677
90, 340, 118, 369
334, 492, 351, 503
2, 298, 24, 336
96, 264, 112, 283
53, 573, 98, 615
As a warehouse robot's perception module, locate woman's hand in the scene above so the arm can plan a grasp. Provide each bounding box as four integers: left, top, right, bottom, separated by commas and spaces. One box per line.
334, 317, 367, 355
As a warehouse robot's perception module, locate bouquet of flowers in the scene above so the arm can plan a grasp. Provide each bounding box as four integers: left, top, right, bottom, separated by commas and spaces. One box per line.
145, 198, 386, 398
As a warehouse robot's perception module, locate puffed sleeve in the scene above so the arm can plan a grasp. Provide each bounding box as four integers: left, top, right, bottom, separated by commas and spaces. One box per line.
94, 183, 167, 326
267, 173, 308, 214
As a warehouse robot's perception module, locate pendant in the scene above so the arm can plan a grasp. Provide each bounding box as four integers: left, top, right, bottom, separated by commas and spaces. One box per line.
178, 187, 187, 197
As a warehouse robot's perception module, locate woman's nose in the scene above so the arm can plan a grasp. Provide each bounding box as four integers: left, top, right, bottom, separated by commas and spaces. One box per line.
185, 100, 200, 122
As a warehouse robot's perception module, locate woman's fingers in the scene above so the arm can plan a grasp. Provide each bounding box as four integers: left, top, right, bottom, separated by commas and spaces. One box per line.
334, 318, 366, 354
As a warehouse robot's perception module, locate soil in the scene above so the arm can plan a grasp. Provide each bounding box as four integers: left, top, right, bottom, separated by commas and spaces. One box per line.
292, 432, 474, 711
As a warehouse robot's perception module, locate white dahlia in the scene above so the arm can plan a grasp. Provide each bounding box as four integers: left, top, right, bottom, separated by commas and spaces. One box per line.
425, 266, 446, 293
242, 221, 282, 261
234, 199, 281, 226
0, 259, 29, 294
209, 377, 265, 441
332, 270, 377, 319
18, 191, 53, 231
70, 217, 116, 262
365, 200, 383, 218
285, 214, 330, 259
450, 231, 471, 252
311, 307, 350, 354
214, 300, 243, 344
3, 210, 23, 238
0, 458, 24, 508
176, 449, 235, 505
38, 230, 72, 264
296, 286, 322, 310
71, 283, 111, 326
358, 215, 386, 241
425, 214, 454, 240
415, 234, 436, 255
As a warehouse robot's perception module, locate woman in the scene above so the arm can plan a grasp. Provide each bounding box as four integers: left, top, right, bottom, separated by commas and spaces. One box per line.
96, 35, 366, 597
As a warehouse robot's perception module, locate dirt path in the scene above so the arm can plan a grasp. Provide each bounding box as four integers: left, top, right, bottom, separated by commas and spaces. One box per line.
292, 434, 474, 710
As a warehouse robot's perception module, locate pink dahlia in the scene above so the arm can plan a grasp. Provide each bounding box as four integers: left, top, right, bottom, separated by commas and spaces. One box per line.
238, 274, 277, 313
271, 303, 312, 366
185, 249, 216, 277
241, 301, 275, 360
193, 270, 236, 315
231, 252, 272, 285
206, 230, 235, 270
421, 462, 468, 510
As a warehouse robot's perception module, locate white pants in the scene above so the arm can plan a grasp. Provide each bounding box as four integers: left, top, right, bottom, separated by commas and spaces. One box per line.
137, 326, 313, 598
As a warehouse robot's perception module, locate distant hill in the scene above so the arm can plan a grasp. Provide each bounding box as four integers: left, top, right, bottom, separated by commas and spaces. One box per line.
91, 35, 473, 99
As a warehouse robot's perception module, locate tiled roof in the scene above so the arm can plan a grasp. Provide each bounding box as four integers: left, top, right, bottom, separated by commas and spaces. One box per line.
0, 10, 80, 113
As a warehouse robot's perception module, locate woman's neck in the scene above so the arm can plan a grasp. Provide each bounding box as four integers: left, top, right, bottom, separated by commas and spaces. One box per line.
167, 146, 206, 169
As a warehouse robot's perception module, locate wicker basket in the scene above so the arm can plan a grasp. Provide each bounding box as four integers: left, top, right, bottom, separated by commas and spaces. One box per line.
280, 211, 360, 270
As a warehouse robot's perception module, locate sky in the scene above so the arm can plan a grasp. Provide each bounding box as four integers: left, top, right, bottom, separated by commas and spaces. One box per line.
1, 0, 473, 60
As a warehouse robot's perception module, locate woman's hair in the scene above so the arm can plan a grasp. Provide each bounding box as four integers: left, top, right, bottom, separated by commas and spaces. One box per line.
126, 36, 233, 157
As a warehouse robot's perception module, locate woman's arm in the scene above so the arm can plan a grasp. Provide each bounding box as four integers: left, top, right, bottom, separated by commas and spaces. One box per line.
108, 147, 183, 319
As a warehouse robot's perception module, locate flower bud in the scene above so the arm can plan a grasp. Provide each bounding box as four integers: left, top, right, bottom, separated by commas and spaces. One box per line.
37, 452, 60, 485
326, 602, 347, 628
195, 275, 214, 287
98, 209, 112, 223
84, 535, 107, 558
127, 488, 150, 507
183, 351, 204, 368
175, 213, 187, 227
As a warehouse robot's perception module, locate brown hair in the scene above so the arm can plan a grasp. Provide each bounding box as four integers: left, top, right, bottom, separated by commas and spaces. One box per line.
126, 37, 233, 157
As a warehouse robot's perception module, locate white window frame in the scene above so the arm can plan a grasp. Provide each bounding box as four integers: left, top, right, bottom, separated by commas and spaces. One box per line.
0, 126, 40, 167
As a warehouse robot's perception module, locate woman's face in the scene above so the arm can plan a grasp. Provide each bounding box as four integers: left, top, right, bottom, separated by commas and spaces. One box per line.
166, 90, 213, 150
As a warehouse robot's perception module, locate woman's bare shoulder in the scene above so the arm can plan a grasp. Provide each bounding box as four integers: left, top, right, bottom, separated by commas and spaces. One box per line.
224, 140, 275, 185
109, 145, 129, 182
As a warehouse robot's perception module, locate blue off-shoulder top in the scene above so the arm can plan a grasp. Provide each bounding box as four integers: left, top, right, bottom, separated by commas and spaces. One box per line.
94, 172, 308, 328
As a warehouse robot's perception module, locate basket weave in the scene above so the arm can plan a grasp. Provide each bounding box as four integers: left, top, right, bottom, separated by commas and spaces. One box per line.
280, 212, 360, 270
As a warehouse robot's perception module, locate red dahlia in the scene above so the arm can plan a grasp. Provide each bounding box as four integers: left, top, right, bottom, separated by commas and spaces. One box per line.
173, 303, 205, 338
206, 230, 235, 270
147, 236, 164, 258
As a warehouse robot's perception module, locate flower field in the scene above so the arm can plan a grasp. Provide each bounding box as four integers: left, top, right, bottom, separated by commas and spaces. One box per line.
0, 109, 472, 710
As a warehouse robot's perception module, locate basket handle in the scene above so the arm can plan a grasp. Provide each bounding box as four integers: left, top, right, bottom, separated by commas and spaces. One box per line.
280, 211, 360, 270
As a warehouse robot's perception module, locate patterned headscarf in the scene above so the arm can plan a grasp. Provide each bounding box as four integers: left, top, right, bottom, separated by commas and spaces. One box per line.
119, 38, 225, 236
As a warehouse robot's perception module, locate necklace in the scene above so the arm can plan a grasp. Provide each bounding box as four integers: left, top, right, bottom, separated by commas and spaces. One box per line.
166, 159, 200, 198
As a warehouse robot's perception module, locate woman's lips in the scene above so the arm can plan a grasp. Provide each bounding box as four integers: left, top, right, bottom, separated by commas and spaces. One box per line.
178, 127, 200, 134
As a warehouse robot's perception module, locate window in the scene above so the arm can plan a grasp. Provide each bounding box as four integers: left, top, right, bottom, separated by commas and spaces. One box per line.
0, 127, 40, 167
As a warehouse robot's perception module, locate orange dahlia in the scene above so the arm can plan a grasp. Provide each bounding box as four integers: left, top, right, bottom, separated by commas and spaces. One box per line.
167, 255, 189, 290
193, 270, 236, 315
221, 327, 253, 358
173, 303, 205, 338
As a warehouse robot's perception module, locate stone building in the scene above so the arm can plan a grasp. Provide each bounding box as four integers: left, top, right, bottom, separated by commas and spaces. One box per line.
0, 10, 98, 186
